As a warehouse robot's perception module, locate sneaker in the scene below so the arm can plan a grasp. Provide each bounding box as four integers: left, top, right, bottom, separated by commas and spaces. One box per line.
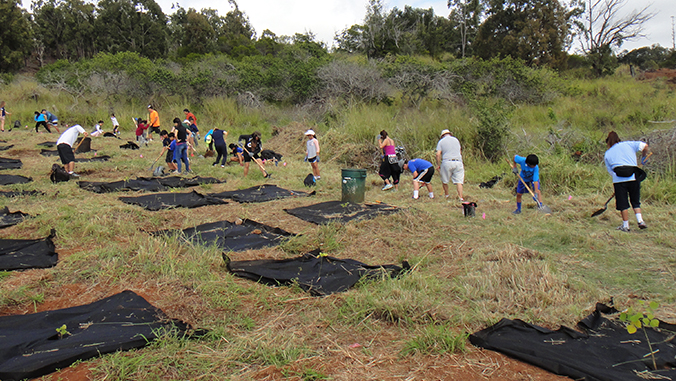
459, 198, 464, 202
412, 196, 419, 200
638, 222, 648, 230
512, 209, 521, 215
69, 172, 80, 178
382, 184, 393, 191
212, 163, 217, 166
429, 194, 434, 199
221, 165, 225, 168
172, 170, 180, 174
315, 176, 321, 180
616, 226, 631, 232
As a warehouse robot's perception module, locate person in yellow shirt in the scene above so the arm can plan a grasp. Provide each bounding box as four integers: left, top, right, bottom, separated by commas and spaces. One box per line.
147, 104, 161, 141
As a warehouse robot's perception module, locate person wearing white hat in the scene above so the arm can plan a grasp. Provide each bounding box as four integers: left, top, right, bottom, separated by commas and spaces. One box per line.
436, 129, 465, 201
305, 129, 321, 180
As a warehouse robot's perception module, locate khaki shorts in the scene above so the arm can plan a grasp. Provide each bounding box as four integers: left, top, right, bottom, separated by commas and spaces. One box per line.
440, 160, 464, 184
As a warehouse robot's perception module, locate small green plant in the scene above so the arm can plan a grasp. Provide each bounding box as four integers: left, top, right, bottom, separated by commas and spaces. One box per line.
619, 300, 660, 370
56, 324, 71, 338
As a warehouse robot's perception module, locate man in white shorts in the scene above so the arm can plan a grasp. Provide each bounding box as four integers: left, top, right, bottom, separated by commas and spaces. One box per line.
436, 129, 465, 201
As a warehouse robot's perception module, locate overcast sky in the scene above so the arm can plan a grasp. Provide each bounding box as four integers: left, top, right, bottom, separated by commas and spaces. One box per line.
155, 0, 675, 53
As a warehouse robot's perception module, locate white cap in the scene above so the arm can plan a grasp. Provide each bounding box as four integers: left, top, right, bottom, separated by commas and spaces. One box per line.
305, 129, 315, 136
440, 129, 451, 137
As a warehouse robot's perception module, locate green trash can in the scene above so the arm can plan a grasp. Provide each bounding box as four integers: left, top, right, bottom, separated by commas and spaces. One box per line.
341, 168, 367, 203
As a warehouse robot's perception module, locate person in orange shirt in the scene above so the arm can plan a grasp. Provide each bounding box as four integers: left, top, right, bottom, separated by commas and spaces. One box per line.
183, 108, 196, 124
147, 104, 161, 141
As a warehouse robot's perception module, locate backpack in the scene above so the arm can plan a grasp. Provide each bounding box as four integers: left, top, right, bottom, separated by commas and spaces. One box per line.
303, 173, 316, 187
12, 120, 21, 131
50, 164, 70, 183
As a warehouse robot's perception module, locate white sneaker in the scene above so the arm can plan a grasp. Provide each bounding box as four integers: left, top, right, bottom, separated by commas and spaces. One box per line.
382, 184, 393, 191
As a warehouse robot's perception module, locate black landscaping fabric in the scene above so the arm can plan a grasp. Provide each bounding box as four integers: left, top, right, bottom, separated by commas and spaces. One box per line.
0, 175, 32, 185
0, 190, 43, 198
0, 145, 14, 151
37, 141, 56, 147
0, 290, 192, 381
103, 132, 119, 138
470, 303, 676, 381
479, 173, 505, 189
73, 155, 111, 162
210, 184, 313, 203
120, 141, 139, 150
0, 229, 57, 271
73, 137, 92, 153
79, 176, 223, 193
39, 149, 58, 157
0, 207, 31, 229
227, 249, 407, 296
156, 218, 294, 252
119, 190, 227, 211
284, 201, 400, 225
0, 158, 22, 170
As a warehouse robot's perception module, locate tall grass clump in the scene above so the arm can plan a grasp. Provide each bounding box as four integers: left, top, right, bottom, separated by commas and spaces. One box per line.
401, 325, 468, 356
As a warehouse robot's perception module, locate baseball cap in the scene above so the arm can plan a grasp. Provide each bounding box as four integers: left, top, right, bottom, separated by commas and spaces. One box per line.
440, 129, 451, 137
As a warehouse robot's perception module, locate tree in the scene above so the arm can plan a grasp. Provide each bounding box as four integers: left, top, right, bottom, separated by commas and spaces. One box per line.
0, 0, 32, 72
474, 0, 578, 68
619, 44, 671, 71
31, 0, 97, 61
578, 0, 655, 76
447, 0, 483, 57
95, 0, 169, 58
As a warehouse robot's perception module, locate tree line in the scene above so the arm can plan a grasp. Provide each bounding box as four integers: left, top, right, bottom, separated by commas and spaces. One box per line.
0, 0, 674, 76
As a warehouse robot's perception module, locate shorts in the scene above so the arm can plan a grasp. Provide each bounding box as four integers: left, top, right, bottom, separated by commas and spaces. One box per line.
413, 167, 434, 183
57, 143, 75, 165
440, 160, 464, 184
149, 126, 161, 135
49, 119, 58, 126
165, 150, 174, 163
243, 152, 258, 163
614, 180, 641, 211
516, 180, 540, 194
307, 156, 319, 163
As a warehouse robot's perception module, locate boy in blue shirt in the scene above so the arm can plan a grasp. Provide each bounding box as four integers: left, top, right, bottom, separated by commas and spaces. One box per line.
403, 158, 435, 199
159, 131, 177, 172
512, 154, 542, 214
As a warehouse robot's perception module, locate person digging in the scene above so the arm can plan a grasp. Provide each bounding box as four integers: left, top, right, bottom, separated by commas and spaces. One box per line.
56, 124, 88, 177
510, 154, 544, 214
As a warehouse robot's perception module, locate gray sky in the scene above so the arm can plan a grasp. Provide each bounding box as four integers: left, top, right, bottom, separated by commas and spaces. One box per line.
157, 0, 674, 52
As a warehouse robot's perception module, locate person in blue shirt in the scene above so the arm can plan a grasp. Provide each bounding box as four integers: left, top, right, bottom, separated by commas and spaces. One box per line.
228, 144, 244, 165
403, 158, 435, 199
159, 131, 177, 172
42, 109, 61, 133
34, 111, 51, 133
512, 154, 542, 214
604, 131, 650, 232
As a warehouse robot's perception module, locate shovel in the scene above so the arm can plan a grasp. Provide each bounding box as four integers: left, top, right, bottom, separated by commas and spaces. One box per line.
240, 144, 271, 178
591, 194, 614, 217
149, 151, 163, 171
507, 158, 552, 215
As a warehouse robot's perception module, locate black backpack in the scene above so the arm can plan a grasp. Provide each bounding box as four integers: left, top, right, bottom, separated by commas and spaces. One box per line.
12, 120, 21, 131
303, 173, 316, 187
49, 164, 70, 183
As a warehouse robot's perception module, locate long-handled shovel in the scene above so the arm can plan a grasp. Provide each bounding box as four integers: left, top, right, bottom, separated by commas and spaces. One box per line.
507, 158, 552, 215
240, 144, 271, 178
591, 194, 614, 217
149, 151, 163, 171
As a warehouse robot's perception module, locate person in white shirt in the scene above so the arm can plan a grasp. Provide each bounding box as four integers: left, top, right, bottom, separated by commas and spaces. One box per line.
305, 129, 320, 180
91, 120, 104, 137
56, 124, 88, 176
436, 129, 465, 201
110, 113, 120, 135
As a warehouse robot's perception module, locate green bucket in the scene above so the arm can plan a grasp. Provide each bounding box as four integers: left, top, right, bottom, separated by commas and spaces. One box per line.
341, 168, 367, 203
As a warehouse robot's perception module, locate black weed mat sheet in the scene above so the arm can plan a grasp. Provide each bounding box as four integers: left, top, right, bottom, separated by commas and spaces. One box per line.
470, 303, 676, 381
0, 229, 57, 271
226, 249, 408, 296
284, 200, 401, 225
0, 158, 22, 170
209, 184, 314, 203
155, 218, 294, 252
81, 176, 223, 193
0, 190, 43, 198
0, 145, 14, 151
0, 207, 31, 229
0, 175, 32, 185
0, 290, 194, 381
119, 190, 227, 210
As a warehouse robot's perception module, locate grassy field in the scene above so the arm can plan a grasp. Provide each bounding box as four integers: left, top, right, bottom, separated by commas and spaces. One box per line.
1, 73, 675, 380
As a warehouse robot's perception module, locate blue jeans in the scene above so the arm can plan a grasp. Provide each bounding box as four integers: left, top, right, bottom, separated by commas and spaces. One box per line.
174, 142, 189, 172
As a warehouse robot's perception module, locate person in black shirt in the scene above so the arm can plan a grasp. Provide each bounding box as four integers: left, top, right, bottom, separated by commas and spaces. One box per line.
238, 131, 266, 176
211, 127, 229, 167
172, 118, 190, 174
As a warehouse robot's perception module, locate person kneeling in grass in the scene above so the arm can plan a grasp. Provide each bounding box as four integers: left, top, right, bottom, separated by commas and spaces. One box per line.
511, 154, 542, 214
56, 124, 88, 177
228, 144, 244, 165
403, 158, 434, 199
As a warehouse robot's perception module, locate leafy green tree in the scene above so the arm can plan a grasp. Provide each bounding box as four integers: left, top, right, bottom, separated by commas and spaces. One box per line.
0, 0, 32, 72
216, 1, 256, 57
95, 0, 169, 58
474, 0, 577, 68
619, 45, 671, 71
255, 29, 283, 56
31, 0, 97, 61
447, 0, 483, 57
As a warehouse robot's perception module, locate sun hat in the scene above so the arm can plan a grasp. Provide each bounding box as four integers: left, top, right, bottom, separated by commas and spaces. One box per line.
305, 129, 315, 136
440, 129, 451, 137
